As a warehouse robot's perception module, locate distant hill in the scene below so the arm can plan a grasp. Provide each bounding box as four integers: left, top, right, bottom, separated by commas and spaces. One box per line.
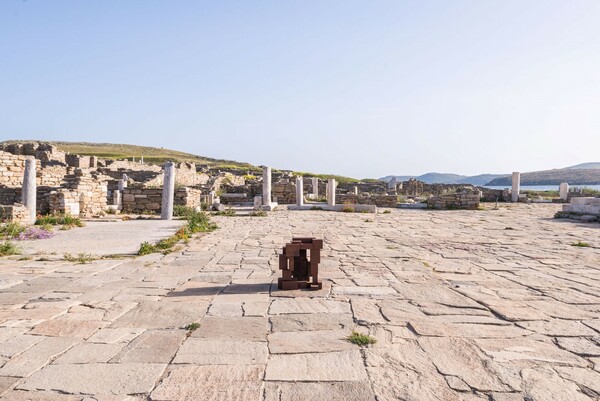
565, 162, 600, 170
380, 172, 505, 185
486, 168, 600, 186
456, 174, 507, 186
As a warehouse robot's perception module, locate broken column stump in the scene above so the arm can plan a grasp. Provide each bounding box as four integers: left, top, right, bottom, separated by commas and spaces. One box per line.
278, 237, 323, 290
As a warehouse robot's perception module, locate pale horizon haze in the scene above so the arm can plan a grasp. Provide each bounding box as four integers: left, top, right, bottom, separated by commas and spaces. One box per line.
1, 1, 599, 178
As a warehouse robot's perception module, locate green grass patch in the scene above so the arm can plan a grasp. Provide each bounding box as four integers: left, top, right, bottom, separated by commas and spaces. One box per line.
571, 241, 590, 247
347, 331, 377, 346
36, 214, 84, 229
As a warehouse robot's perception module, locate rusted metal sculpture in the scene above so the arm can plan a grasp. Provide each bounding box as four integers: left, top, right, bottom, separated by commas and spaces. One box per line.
278, 237, 323, 290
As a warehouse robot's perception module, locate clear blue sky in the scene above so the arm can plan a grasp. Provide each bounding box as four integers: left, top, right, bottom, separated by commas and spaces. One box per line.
1, 1, 599, 178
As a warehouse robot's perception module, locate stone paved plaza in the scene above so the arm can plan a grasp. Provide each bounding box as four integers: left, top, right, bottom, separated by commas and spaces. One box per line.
0, 204, 598, 400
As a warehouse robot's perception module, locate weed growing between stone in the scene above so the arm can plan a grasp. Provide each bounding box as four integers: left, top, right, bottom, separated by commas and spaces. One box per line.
63, 253, 96, 264
571, 241, 590, 247
347, 331, 377, 346
184, 322, 200, 337
0, 241, 21, 256
138, 211, 217, 255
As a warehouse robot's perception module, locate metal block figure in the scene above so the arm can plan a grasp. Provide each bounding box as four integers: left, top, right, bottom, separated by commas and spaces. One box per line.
278, 237, 323, 290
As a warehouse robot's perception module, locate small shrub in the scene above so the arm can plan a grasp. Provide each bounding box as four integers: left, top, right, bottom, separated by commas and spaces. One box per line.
504, 227, 515, 230
138, 241, 157, 255
0, 241, 21, 256
311, 206, 324, 211
347, 331, 377, 346
249, 210, 267, 217
382, 210, 391, 214
571, 241, 590, 248
173, 205, 196, 217
187, 211, 217, 233
364, 219, 372, 223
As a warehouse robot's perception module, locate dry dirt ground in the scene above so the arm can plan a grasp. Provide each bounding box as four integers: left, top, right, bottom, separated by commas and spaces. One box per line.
0, 204, 598, 401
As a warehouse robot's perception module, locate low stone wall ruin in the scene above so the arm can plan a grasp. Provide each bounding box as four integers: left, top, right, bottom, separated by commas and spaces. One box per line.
0, 204, 29, 224
338, 194, 398, 208
426, 191, 481, 210
122, 187, 201, 214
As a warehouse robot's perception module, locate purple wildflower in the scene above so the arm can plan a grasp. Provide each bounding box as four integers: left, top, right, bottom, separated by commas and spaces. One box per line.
16, 227, 54, 241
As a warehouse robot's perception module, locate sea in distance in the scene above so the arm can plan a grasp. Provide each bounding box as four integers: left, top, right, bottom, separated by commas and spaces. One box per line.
484, 185, 600, 191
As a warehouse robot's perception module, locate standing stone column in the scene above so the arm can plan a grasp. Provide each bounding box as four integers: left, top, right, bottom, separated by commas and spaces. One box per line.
353, 186, 358, 195
296, 176, 304, 206
327, 178, 336, 206
22, 158, 36, 224
511, 172, 520, 202
262, 166, 272, 206
161, 162, 176, 220
118, 174, 128, 191
559, 183, 569, 201
312, 177, 319, 199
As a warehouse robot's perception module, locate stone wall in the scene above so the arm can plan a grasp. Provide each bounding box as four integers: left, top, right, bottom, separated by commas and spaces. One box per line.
338, 194, 398, 207
49, 189, 80, 216
122, 187, 202, 213
0, 142, 66, 164
481, 188, 510, 202
338, 182, 387, 194
0, 151, 67, 189
175, 187, 202, 209
59, 170, 109, 217
561, 197, 600, 216
0, 188, 17, 205
133, 163, 209, 188
0, 151, 30, 187
65, 154, 93, 168
272, 180, 297, 204
0, 204, 29, 224
39, 165, 68, 187
427, 191, 481, 210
